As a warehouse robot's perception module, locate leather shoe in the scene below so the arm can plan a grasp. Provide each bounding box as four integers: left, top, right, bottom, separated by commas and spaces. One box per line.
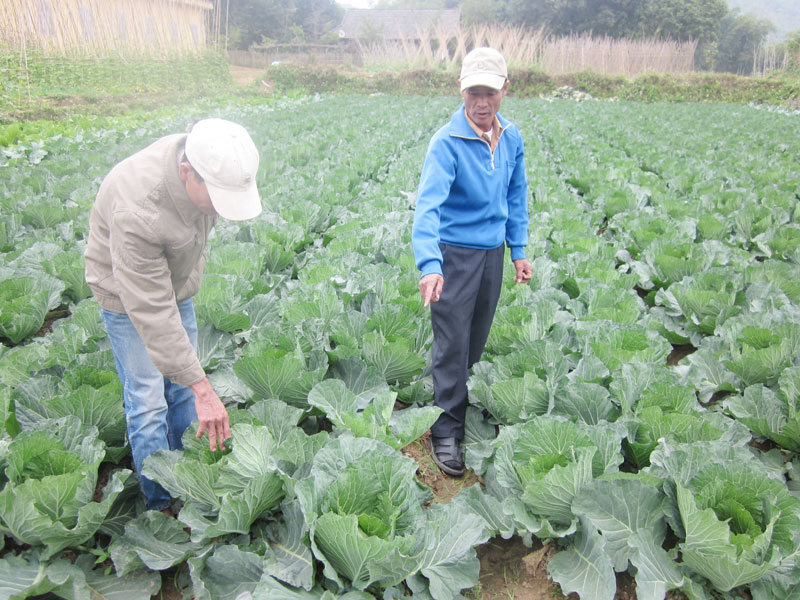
429, 436, 464, 477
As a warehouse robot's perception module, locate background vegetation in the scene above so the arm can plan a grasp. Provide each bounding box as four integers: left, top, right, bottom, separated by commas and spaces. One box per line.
263, 64, 800, 106
0, 48, 798, 126
1, 0, 798, 124
727, 0, 800, 42
0, 49, 241, 122
224, 0, 800, 76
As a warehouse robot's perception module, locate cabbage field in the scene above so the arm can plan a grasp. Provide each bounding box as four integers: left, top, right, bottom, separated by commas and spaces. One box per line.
1, 94, 799, 600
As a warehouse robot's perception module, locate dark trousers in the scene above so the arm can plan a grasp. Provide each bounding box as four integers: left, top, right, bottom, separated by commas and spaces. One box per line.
430, 243, 505, 439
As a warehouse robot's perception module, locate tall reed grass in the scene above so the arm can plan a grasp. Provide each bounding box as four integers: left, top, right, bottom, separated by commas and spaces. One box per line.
358, 24, 697, 77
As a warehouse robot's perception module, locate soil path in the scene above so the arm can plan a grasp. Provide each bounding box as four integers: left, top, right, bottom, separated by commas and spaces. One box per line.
230, 65, 265, 86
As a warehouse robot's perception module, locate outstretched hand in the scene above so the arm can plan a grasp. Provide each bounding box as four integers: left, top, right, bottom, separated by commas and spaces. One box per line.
190, 377, 231, 452
419, 273, 444, 307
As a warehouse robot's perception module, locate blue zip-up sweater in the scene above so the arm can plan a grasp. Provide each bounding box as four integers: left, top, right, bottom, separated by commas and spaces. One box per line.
412, 105, 529, 277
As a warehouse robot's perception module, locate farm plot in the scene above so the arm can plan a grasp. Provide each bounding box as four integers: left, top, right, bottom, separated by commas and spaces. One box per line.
0, 95, 799, 600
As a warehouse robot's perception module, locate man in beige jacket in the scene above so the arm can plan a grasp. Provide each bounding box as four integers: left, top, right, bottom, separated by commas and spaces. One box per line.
85, 118, 261, 512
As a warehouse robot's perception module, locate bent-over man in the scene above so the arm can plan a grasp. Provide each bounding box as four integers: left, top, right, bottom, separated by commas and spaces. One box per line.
85, 118, 262, 511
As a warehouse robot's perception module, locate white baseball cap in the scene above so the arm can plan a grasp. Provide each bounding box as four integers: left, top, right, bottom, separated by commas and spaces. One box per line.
185, 118, 262, 221
460, 47, 508, 92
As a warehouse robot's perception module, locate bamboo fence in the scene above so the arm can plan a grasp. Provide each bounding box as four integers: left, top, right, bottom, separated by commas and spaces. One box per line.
357, 24, 697, 77
0, 0, 214, 56
541, 34, 696, 76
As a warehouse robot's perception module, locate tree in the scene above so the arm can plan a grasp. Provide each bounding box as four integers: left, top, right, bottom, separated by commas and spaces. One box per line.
488, 0, 730, 70
460, 0, 508, 27
784, 29, 800, 71
501, 0, 648, 39
294, 0, 343, 41
716, 10, 774, 74
642, 0, 728, 69
786, 29, 800, 56
226, 0, 343, 49
226, 0, 294, 48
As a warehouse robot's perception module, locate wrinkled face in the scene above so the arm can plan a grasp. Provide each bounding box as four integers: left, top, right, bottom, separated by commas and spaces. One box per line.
179, 162, 217, 216
460, 82, 508, 131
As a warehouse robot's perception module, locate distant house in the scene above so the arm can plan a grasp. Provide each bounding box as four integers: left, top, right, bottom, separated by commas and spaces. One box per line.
0, 0, 214, 54
338, 8, 461, 44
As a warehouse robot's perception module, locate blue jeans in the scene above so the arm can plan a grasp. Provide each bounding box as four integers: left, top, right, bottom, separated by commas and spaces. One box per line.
101, 298, 199, 510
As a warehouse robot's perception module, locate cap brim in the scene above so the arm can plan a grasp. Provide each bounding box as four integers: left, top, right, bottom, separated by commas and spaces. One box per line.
206, 179, 262, 221
460, 73, 506, 92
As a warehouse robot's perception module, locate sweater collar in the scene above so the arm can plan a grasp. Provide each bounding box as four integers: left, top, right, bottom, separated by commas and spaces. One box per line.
450, 104, 508, 138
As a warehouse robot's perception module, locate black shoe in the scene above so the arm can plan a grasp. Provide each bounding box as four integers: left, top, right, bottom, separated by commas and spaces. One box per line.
429, 436, 464, 477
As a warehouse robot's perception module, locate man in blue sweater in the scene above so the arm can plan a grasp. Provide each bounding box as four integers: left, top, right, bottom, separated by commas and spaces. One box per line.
412, 47, 532, 477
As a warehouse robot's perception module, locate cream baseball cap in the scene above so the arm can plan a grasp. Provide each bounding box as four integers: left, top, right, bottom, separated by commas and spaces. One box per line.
460, 47, 508, 92
185, 118, 262, 221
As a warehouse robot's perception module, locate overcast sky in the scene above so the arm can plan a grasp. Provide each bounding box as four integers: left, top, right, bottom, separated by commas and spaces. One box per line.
337, 0, 375, 9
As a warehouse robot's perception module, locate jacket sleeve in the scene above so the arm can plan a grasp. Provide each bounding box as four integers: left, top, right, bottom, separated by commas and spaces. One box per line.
109, 209, 206, 387
505, 130, 529, 261
412, 135, 457, 277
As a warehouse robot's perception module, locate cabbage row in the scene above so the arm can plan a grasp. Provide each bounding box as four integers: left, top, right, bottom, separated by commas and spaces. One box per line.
0, 95, 799, 600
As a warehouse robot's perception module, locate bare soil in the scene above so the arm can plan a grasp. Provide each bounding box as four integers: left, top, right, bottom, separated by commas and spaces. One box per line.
402, 433, 643, 600
666, 343, 696, 366
230, 65, 267, 87
402, 431, 482, 503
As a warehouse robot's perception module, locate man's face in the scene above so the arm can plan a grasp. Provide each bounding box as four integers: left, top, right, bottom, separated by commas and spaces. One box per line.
179, 162, 217, 216
460, 82, 508, 131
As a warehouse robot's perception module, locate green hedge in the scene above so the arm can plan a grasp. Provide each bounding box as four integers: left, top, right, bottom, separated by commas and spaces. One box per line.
267, 64, 800, 106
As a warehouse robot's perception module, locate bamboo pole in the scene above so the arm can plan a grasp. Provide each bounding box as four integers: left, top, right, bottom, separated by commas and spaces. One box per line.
225, 0, 230, 52
21, 27, 31, 104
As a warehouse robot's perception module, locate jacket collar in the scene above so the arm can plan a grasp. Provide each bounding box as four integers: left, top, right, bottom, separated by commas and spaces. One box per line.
164, 134, 204, 225
449, 104, 509, 139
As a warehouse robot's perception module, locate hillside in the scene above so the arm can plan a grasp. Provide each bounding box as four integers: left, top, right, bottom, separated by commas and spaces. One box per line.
727, 0, 800, 42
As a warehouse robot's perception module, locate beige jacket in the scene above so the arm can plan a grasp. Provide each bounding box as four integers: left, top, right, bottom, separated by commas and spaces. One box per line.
85, 133, 216, 387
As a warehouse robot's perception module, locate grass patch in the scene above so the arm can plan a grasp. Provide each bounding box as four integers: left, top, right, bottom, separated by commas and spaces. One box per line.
0, 50, 234, 123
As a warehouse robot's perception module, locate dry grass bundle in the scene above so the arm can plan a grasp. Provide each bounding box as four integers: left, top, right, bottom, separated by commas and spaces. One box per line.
468, 23, 546, 66
1, 0, 213, 57
357, 40, 410, 70
541, 33, 696, 76
358, 23, 547, 71
357, 23, 697, 77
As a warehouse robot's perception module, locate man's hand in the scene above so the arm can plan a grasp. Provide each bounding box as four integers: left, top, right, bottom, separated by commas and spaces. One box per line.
190, 377, 231, 452
513, 258, 532, 283
419, 274, 444, 307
